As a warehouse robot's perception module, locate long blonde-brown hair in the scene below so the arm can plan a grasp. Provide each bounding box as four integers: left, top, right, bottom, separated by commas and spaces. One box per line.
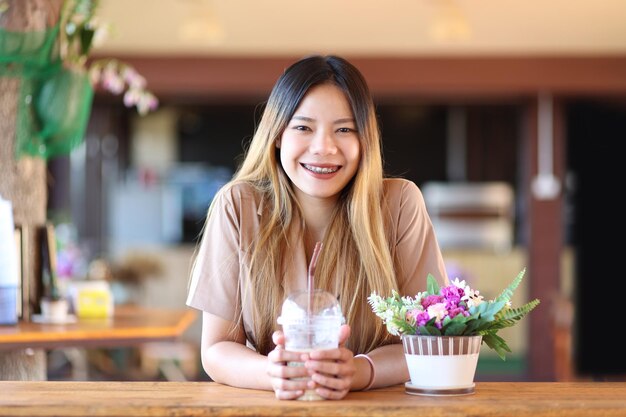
215, 55, 397, 355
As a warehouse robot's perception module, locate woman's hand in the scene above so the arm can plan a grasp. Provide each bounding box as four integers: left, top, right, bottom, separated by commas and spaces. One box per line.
267, 325, 353, 400
267, 330, 311, 400
302, 324, 355, 400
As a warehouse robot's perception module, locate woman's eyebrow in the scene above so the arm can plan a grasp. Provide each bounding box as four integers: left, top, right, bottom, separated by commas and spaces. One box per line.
291, 115, 315, 122
291, 116, 355, 123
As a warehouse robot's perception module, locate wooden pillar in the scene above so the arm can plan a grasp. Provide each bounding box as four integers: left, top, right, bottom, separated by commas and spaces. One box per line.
0, 0, 63, 380
0, 75, 48, 381
524, 94, 566, 381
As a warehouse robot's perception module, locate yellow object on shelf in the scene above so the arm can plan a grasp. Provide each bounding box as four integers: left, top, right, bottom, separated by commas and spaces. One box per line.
68, 280, 114, 319
76, 289, 112, 318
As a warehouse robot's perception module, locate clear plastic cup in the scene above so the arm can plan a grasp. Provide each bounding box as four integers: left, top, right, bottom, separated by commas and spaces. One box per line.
277, 289, 344, 401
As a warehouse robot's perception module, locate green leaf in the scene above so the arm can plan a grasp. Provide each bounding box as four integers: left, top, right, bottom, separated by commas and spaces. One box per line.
471, 301, 490, 316
482, 333, 512, 361
495, 268, 526, 304
479, 300, 506, 321
426, 274, 440, 295
473, 319, 495, 333
80, 25, 96, 57
418, 325, 441, 336
443, 321, 467, 335
463, 319, 482, 335
490, 299, 541, 330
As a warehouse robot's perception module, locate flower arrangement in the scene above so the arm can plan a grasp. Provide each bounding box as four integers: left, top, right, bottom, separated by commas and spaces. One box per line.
61, 0, 158, 114
368, 268, 540, 360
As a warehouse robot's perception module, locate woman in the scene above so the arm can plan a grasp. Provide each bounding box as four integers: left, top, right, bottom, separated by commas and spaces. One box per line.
186, 55, 448, 400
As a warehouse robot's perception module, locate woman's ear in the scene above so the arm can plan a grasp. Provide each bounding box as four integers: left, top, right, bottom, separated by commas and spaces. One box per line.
275, 139, 281, 148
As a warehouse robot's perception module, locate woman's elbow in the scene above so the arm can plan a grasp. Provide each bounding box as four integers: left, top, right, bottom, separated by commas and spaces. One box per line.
200, 343, 223, 382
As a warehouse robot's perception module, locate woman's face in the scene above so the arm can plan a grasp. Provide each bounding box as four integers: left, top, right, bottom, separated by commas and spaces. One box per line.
278, 83, 361, 204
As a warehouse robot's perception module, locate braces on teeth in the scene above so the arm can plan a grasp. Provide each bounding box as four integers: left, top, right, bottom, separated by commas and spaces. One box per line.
305, 165, 338, 174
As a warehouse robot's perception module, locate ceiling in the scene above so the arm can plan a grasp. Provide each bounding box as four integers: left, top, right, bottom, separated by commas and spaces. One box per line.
96, 0, 626, 57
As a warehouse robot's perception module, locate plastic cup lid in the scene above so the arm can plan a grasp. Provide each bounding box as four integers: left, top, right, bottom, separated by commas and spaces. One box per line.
277, 289, 344, 325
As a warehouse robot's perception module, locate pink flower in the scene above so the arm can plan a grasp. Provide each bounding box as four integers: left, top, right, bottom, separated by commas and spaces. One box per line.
122, 66, 146, 89
426, 303, 448, 328
101, 64, 124, 94
406, 308, 421, 321
421, 294, 443, 309
123, 88, 141, 107
136, 92, 159, 116
89, 59, 158, 115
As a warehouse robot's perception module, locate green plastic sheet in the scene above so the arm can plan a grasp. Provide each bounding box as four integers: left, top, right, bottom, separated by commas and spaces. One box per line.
1, 22, 93, 159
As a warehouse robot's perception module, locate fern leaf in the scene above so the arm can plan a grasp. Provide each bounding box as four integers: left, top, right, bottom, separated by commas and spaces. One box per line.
494, 268, 526, 304
489, 299, 540, 330
496, 299, 541, 321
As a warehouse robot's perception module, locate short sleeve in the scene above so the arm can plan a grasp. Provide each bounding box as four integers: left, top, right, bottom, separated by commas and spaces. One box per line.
389, 179, 449, 297
186, 187, 242, 322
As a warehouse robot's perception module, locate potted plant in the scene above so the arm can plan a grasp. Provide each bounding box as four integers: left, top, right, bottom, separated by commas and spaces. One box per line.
368, 268, 539, 396
24, 0, 158, 159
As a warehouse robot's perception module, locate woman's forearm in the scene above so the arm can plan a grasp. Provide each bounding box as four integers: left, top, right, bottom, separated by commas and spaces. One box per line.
358, 343, 407, 390
202, 341, 272, 390
203, 341, 407, 392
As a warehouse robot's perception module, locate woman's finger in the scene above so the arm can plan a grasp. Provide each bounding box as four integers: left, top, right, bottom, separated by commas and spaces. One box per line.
268, 348, 310, 365
338, 324, 351, 346
307, 346, 353, 362
272, 330, 286, 346
314, 385, 350, 400
274, 388, 305, 401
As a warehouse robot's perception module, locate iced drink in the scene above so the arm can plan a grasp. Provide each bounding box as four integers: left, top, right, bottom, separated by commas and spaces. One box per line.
277, 289, 344, 401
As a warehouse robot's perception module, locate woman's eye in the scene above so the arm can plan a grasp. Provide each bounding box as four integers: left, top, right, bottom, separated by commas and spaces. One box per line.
294, 125, 311, 131
337, 127, 355, 133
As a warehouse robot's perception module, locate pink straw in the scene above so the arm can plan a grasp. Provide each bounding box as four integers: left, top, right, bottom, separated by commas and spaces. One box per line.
307, 241, 323, 317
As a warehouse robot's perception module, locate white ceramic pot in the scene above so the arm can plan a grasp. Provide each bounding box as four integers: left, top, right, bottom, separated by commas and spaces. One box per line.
40, 297, 69, 323
401, 334, 482, 396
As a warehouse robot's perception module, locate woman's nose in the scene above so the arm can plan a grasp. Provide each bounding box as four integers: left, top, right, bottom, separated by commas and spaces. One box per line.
309, 130, 338, 155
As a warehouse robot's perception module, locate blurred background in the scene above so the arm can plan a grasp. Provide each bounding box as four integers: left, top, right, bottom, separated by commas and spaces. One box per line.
4, 0, 626, 383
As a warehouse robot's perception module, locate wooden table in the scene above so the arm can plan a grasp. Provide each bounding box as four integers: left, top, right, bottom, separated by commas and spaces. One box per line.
0, 381, 625, 416
0, 306, 197, 380
0, 305, 197, 350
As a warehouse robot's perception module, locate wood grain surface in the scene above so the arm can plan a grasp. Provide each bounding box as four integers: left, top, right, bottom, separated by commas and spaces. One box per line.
0, 381, 625, 417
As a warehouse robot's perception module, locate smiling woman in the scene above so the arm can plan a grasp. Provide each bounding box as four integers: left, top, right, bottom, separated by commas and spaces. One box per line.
185, 55, 449, 400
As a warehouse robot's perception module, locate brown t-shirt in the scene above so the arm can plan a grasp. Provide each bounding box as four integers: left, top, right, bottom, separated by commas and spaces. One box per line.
186, 178, 448, 345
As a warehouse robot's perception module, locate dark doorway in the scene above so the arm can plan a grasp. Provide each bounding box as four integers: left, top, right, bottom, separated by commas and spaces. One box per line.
568, 99, 626, 378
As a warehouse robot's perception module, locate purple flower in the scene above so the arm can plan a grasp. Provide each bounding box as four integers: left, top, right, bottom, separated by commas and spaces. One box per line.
448, 306, 470, 319
441, 284, 464, 304
415, 311, 431, 327
421, 294, 443, 309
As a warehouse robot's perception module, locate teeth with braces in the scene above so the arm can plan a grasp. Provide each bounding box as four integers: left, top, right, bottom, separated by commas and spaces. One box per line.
303, 164, 339, 174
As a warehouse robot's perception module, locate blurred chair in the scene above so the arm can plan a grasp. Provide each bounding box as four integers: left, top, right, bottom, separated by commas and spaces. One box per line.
139, 342, 198, 381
